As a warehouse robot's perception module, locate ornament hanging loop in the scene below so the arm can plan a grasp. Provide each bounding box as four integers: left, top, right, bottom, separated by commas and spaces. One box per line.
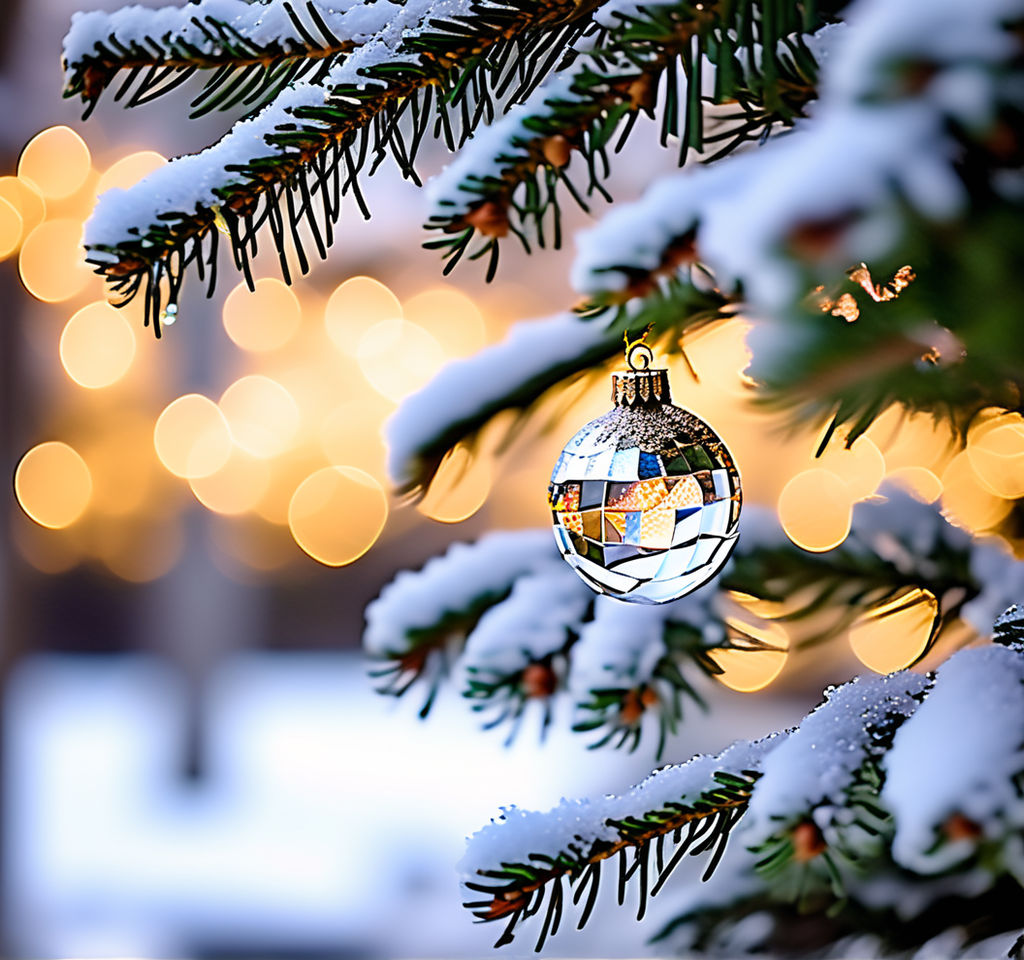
627, 341, 654, 371
624, 326, 655, 372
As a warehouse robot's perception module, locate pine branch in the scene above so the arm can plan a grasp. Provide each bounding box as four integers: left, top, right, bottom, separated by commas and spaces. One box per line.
69, 0, 601, 334
364, 530, 558, 717
568, 0, 1024, 440
63, 0, 366, 119
387, 278, 733, 497
461, 739, 771, 950
471, 637, 1024, 954
424, 0, 822, 272
363, 494, 994, 753
651, 635, 1024, 957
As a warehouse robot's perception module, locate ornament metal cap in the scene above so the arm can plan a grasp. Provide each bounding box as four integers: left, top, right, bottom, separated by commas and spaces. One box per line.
612, 337, 670, 406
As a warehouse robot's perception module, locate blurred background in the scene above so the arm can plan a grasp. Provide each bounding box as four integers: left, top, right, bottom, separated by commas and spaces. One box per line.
0, 0, 1008, 956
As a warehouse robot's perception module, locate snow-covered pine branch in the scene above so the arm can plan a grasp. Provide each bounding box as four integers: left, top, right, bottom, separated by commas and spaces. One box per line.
652, 629, 1024, 957
461, 736, 777, 950
424, 1, 822, 270
564, 0, 1024, 443
386, 281, 734, 496
571, 0, 1013, 308
465, 632, 1024, 953
362, 492, 1013, 750
64, 0, 599, 331
63, 0, 386, 117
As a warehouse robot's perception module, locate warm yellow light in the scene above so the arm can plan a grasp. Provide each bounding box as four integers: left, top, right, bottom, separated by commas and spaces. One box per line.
15, 441, 93, 529
18, 126, 92, 200
0, 196, 23, 260
59, 301, 137, 388
966, 422, 1024, 499
885, 466, 943, 504
79, 413, 161, 517
325, 275, 403, 354
19, 219, 92, 302
154, 394, 232, 479
778, 468, 853, 552
941, 450, 1012, 532
867, 406, 954, 472
813, 431, 885, 501
96, 150, 167, 194
417, 445, 492, 523
222, 277, 301, 352
0, 177, 45, 234
320, 397, 392, 480
357, 318, 446, 402
849, 587, 937, 674
288, 466, 388, 566
189, 447, 270, 515
219, 375, 300, 458
402, 286, 486, 358
709, 619, 790, 692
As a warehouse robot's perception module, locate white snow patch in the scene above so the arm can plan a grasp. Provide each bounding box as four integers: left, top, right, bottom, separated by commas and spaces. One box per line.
882, 644, 1024, 873
363, 529, 555, 655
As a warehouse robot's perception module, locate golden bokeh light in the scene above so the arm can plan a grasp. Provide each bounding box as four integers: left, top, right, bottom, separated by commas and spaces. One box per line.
189, 447, 270, 515
288, 466, 388, 566
19, 219, 92, 302
402, 286, 486, 358
778, 468, 853, 552
219, 375, 300, 458
320, 397, 391, 480
813, 432, 886, 501
18, 126, 92, 200
59, 301, 137, 388
96, 150, 167, 194
154, 394, 233, 479
940, 450, 1012, 532
0, 196, 24, 259
417, 445, 492, 523
357, 318, 446, 402
222, 277, 301, 352
709, 619, 790, 692
325, 275, 403, 354
15, 441, 93, 529
0, 176, 45, 235
885, 466, 943, 504
868, 406, 954, 473
849, 587, 937, 674
966, 421, 1024, 499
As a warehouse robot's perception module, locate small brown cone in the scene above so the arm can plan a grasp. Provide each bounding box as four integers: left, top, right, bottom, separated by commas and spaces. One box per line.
542, 135, 572, 169
465, 200, 509, 237
791, 820, 827, 862
522, 662, 558, 698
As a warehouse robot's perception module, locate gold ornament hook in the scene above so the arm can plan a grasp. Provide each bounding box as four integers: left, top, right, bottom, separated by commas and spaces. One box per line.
624, 325, 654, 371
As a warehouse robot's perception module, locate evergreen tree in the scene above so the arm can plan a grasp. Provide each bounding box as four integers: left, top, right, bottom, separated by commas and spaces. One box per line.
62, 0, 1024, 954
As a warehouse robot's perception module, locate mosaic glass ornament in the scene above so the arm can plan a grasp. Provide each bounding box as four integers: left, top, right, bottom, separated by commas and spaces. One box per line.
549, 341, 741, 604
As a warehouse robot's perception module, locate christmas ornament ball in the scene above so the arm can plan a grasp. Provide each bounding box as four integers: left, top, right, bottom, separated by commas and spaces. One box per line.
549, 353, 741, 604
